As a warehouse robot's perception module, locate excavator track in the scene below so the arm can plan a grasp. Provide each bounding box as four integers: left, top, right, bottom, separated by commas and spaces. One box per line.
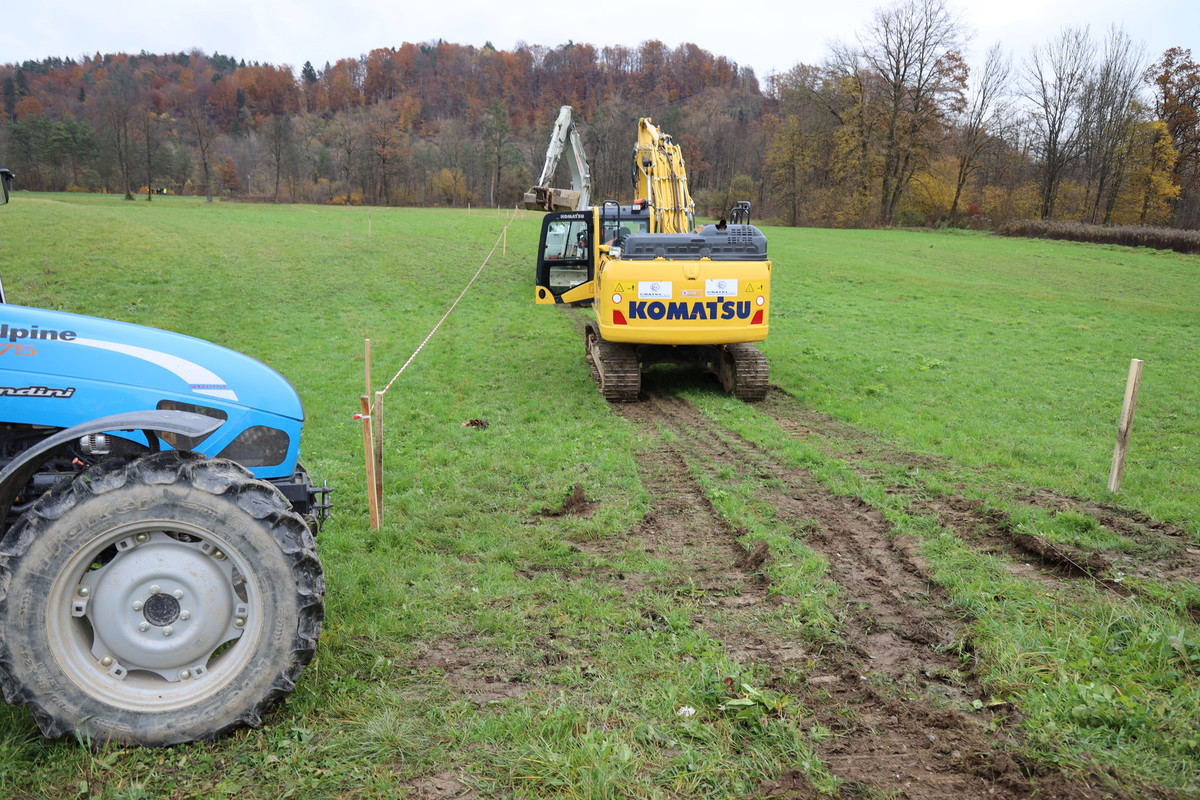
720, 342, 769, 401
585, 322, 641, 402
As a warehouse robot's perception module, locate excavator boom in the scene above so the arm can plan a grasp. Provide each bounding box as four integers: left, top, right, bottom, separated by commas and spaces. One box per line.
524, 106, 592, 212
633, 118, 695, 234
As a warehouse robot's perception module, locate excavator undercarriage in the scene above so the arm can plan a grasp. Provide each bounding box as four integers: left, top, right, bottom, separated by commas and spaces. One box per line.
584, 322, 769, 402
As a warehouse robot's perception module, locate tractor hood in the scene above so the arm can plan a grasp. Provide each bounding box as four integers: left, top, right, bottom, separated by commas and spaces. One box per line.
0, 304, 304, 427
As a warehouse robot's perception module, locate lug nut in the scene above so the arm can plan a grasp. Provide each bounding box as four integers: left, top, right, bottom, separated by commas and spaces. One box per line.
138, 622, 150, 632
132, 600, 143, 611
173, 590, 184, 600
149, 585, 161, 595
78, 586, 89, 597
235, 618, 246, 628
162, 626, 174, 637
213, 550, 225, 560
100, 656, 113, 667
135, 533, 149, 543
179, 610, 191, 621
179, 670, 191, 680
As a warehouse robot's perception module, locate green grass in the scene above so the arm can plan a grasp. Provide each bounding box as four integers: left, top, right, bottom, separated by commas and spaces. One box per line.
768, 227, 1200, 532
0, 194, 1197, 797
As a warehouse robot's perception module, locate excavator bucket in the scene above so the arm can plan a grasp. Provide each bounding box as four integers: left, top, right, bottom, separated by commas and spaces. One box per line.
523, 186, 582, 212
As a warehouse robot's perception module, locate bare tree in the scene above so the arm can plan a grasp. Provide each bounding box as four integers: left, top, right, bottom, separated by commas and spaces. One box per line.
177, 67, 218, 202
139, 110, 171, 201
480, 99, 520, 207
948, 43, 1011, 221
363, 101, 415, 204
95, 63, 142, 199
1023, 26, 1093, 219
857, 0, 968, 225
327, 109, 364, 203
1079, 27, 1147, 223
265, 114, 306, 202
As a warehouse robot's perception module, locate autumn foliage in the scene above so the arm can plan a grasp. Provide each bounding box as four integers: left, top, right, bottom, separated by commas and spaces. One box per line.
1, 12, 1197, 231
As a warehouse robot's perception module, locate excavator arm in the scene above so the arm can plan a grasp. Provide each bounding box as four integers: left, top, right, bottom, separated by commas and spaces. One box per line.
633, 118, 695, 234
524, 106, 592, 212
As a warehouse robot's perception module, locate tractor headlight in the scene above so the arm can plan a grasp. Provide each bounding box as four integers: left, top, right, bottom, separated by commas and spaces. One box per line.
156, 401, 228, 450
217, 426, 290, 467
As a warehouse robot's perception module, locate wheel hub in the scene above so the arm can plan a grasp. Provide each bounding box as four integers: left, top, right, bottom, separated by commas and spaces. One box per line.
142, 592, 180, 627
73, 530, 248, 681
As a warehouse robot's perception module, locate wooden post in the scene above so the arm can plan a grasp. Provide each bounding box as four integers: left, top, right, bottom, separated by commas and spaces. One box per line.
364, 338, 372, 399
373, 390, 385, 512
361, 339, 382, 528
360, 395, 382, 529
1108, 358, 1144, 493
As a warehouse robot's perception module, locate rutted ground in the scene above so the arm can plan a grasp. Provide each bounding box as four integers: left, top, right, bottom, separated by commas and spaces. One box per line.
402, 383, 1192, 799
757, 390, 1200, 602
612, 391, 1115, 799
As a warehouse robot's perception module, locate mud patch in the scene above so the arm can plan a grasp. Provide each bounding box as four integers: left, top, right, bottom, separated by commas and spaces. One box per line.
538, 482, 599, 518
408, 640, 531, 707
406, 771, 478, 800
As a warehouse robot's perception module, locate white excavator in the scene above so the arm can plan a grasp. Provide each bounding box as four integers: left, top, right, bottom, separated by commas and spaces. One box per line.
523, 106, 592, 212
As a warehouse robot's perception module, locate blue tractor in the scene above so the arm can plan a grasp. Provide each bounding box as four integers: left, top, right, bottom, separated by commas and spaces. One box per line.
0, 167, 330, 746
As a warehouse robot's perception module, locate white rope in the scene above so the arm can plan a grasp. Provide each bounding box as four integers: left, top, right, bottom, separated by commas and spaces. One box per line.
378, 207, 520, 397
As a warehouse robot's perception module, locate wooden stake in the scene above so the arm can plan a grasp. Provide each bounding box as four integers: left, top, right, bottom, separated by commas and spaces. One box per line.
364, 338, 372, 399
373, 390, 385, 512
361, 395, 382, 529
1107, 358, 1144, 493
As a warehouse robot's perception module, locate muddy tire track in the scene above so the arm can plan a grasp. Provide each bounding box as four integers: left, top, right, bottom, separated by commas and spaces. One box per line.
761, 389, 1199, 602
611, 392, 1121, 800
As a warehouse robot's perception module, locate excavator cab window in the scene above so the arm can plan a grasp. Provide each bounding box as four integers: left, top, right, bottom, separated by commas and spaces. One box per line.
536, 211, 593, 301
599, 204, 649, 249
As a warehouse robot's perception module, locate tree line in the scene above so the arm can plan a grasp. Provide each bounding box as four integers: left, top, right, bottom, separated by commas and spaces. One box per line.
2, 0, 1197, 230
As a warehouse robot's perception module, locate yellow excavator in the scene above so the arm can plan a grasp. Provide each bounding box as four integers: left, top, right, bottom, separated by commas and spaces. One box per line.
533, 116, 771, 401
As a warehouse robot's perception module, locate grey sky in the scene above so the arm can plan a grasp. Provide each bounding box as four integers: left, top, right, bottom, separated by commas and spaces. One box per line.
1, 0, 1193, 81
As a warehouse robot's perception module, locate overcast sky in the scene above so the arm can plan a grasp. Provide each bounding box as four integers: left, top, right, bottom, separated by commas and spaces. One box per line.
1, 0, 1194, 80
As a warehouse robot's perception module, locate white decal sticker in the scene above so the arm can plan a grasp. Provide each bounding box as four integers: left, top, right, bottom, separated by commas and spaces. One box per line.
706, 279, 737, 297
638, 281, 672, 300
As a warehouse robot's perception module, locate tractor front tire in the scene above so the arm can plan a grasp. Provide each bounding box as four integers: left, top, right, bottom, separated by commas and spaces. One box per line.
0, 450, 323, 747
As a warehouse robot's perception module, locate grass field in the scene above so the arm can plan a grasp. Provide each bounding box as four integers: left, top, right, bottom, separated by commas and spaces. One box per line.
0, 193, 1197, 798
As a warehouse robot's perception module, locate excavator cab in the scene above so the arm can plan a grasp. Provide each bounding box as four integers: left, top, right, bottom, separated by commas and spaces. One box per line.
535, 211, 593, 304
535, 203, 657, 305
